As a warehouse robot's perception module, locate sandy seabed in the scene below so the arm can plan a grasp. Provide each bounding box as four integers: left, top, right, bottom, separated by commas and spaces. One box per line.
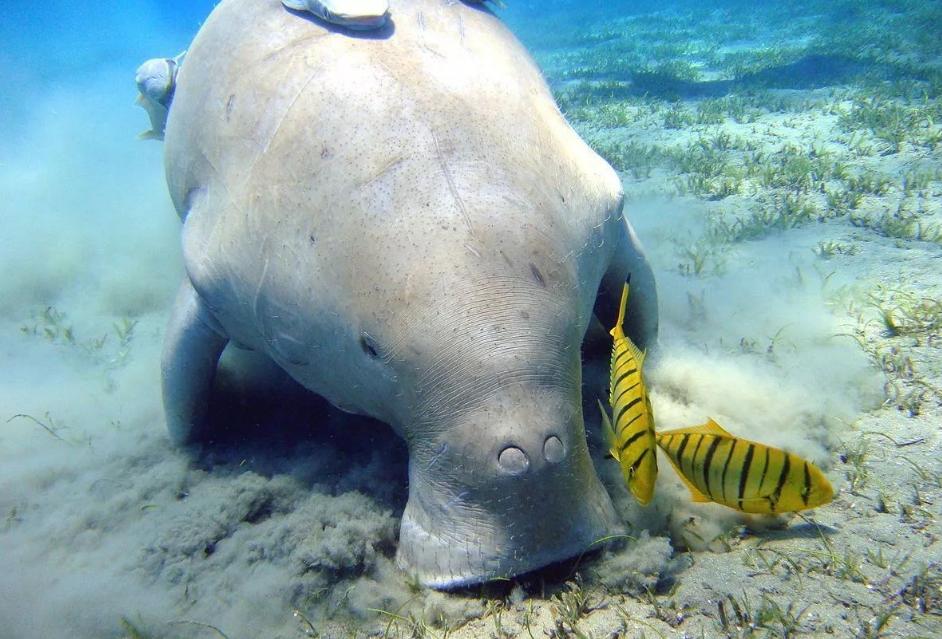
1, 1, 941, 637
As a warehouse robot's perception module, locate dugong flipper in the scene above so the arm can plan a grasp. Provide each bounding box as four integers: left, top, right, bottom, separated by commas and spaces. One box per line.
161, 279, 228, 444
161, 0, 657, 589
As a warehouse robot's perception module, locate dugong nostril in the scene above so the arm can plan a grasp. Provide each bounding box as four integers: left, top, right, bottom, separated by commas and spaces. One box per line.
498, 446, 529, 474
543, 436, 565, 463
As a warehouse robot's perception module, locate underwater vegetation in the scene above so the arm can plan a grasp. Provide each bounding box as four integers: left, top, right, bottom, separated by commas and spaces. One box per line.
19, 305, 138, 366
546, 0, 942, 254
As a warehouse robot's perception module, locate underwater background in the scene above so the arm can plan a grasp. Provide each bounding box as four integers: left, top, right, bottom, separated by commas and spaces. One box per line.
1, 0, 940, 637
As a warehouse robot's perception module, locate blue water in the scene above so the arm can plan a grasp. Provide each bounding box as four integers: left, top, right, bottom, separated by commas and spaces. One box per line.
1, 3, 200, 121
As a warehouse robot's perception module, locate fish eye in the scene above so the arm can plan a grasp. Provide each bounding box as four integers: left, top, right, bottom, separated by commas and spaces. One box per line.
360, 332, 381, 359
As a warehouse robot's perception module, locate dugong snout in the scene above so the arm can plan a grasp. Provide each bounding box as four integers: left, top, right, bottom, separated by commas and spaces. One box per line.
397, 385, 622, 588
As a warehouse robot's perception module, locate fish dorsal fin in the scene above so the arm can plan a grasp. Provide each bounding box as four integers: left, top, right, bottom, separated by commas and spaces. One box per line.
697, 418, 733, 437
625, 335, 646, 368
657, 418, 733, 439
597, 399, 619, 461
657, 450, 711, 503
282, 0, 308, 10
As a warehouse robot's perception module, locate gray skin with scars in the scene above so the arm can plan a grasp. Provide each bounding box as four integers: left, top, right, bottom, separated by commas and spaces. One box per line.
162, 0, 658, 589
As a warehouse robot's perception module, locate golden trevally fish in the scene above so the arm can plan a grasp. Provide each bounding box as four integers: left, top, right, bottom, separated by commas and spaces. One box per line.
598, 277, 658, 505
656, 419, 834, 514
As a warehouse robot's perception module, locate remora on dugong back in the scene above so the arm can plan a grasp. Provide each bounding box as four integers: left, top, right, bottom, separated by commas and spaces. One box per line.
281, 0, 390, 30
135, 54, 182, 140
162, 0, 658, 588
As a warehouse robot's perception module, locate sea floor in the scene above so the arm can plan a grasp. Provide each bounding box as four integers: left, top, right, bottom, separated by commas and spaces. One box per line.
1, 0, 941, 637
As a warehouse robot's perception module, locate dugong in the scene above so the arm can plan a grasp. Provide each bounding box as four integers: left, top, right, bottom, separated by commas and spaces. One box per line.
162, 0, 658, 588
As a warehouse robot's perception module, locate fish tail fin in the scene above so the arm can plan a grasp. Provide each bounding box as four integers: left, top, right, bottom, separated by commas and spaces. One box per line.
625, 335, 646, 367
138, 130, 163, 141
657, 419, 733, 438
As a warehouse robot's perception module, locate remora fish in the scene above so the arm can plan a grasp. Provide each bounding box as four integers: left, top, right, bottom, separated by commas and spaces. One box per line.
281, 0, 390, 30
598, 277, 658, 505
656, 419, 834, 514
134, 51, 186, 141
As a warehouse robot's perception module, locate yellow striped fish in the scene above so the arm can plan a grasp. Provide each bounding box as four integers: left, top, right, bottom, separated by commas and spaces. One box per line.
656, 420, 834, 514
598, 277, 658, 505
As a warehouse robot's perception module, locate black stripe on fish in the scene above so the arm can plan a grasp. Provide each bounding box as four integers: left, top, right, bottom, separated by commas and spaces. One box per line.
614, 397, 642, 425
686, 434, 704, 481
628, 447, 650, 475
613, 347, 631, 368
618, 412, 643, 436
802, 460, 811, 506
613, 355, 637, 378
720, 439, 738, 503
738, 444, 755, 510
662, 434, 679, 463
618, 427, 647, 454
613, 381, 641, 405
702, 436, 721, 499
676, 434, 691, 468
758, 447, 770, 494
613, 368, 638, 390
771, 454, 791, 512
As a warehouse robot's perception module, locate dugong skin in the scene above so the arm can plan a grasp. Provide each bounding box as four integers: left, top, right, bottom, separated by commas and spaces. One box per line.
161, 0, 658, 588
